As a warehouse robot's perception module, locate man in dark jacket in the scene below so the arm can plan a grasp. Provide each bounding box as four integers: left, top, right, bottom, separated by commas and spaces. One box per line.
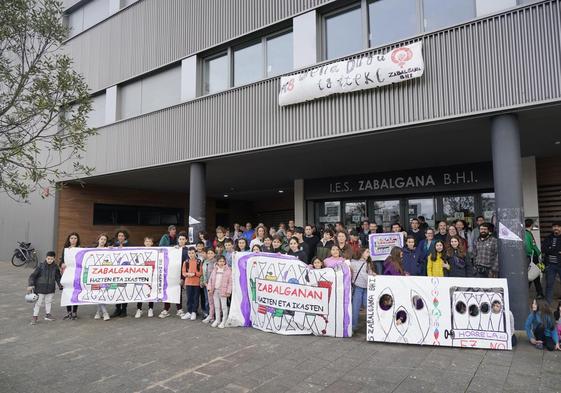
28, 251, 62, 325
303, 225, 319, 260
543, 222, 561, 303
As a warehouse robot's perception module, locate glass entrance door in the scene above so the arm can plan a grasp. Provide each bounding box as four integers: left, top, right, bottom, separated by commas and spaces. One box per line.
372, 200, 401, 232
442, 195, 475, 228
407, 198, 435, 228
343, 201, 367, 231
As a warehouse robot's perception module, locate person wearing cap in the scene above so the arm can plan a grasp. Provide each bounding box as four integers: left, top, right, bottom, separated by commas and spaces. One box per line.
27, 251, 63, 325
159, 225, 178, 247
542, 221, 561, 303
293, 226, 311, 263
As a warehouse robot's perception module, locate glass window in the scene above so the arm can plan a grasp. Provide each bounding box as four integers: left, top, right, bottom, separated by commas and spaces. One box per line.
203, 54, 229, 95
86, 94, 106, 128
442, 196, 475, 227
82, 0, 110, 30
315, 201, 341, 229
407, 198, 435, 229
67, 9, 84, 37
373, 200, 401, 232
93, 204, 114, 225
344, 201, 367, 230
234, 41, 263, 86
325, 6, 363, 60
368, 0, 418, 47
141, 66, 181, 114
480, 193, 495, 222
266, 31, 293, 77
423, 0, 475, 31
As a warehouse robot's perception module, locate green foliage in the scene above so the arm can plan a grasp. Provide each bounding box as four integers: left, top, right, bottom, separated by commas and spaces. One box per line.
0, 0, 95, 202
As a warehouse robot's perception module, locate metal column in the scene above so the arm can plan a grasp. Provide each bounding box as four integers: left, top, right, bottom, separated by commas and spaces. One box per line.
491, 114, 528, 330
188, 162, 206, 243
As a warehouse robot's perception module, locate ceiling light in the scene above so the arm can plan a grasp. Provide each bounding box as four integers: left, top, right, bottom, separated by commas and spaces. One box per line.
223, 194, 229, 198
278, 190, 284, 194
555, 141, 560, 145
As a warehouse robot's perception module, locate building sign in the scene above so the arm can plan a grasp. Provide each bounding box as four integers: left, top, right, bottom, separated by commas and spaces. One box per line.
278, 41, 424, 106
305, 163, 493, 199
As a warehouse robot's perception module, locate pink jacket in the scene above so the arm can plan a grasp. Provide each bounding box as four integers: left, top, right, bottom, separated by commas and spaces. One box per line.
207, 265, 232, 297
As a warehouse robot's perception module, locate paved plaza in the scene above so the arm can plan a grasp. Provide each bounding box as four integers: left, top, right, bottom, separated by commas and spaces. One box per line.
1, 262, 560, 393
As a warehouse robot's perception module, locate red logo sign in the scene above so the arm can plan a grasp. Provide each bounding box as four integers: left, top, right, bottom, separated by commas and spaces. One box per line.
391, 47, 413, 68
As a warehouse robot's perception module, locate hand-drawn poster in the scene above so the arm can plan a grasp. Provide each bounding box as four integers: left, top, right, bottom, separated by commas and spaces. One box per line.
228, 252, 353, 337
60, 247, 182, 306
366, 276, 512, 350
369, 232, 404, 261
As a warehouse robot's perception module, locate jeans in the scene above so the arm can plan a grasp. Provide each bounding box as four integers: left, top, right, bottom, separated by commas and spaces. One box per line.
186, 285, 200, 314
352, 286, 367, 330
33, 293, 54, 316
534, 325, 556, 351
137, 302, 154, 310
375, 261, 384, 276
545, 263, 561, 304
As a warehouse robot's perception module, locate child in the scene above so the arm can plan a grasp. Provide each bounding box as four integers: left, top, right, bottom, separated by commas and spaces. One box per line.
28, 251, 62, 325
350, 248, 376, 332
251, 244, 262, 252
93, 233, 111, 321
201, 249, 216, 323
311, 257, 325, 269
402, 236, 422, 276
181, 247, 202, 320
208, 256, 232, 328
262, 236, 273, 253
195, 241, 206, 260
525, 299, 561, 351
60, 232, 80, 320
271, 236, 285, 254
112, 229, 130, 317
135, 236, 155, 318
223, 239, 235, 267
159, 232, 188, 318
383, 247, 405, 276
427, 240, 449, 277
235, 238, 249, 252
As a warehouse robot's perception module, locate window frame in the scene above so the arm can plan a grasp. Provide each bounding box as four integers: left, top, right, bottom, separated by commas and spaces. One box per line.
202, 51, 230, 96
321, 1, 368, 61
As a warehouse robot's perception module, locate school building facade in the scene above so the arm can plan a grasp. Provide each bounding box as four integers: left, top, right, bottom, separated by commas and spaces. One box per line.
1, 0, 561, 325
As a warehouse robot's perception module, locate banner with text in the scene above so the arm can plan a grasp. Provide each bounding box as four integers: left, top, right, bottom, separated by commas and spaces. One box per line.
278, 41, 424, 106
60, 247, 182, 306
369, 232, 404, 261
228, 253, 352, 337
366, 276, 512, 350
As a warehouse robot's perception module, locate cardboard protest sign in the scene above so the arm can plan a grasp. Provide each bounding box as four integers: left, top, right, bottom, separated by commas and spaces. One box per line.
60, 247, 182, 306
366, 276, 512, 350
369, 232, 404, 261
228, 252, 352, 337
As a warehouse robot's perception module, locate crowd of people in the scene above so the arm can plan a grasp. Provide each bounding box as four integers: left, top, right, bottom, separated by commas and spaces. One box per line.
25, 216, 561, 351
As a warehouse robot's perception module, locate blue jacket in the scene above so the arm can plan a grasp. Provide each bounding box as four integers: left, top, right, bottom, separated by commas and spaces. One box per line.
525, 312, 559, 344
402, 247, 423, 276
417, 239, 436, 260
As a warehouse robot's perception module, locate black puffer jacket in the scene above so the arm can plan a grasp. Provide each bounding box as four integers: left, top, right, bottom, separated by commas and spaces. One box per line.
28, 262, 62, 294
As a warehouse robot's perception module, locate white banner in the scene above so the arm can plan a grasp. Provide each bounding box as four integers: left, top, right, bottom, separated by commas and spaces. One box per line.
60, 247, 182, 306
366, 276, 512, 350
279, 41, 424, 106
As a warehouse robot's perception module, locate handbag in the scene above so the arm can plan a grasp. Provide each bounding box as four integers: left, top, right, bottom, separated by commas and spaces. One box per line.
528, 261, 541, 282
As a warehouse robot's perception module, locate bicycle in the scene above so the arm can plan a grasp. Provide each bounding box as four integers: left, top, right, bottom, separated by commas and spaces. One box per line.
12, 241, 38, 268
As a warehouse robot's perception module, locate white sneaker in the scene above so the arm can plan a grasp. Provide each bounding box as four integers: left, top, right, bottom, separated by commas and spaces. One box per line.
94, 312, 101, 320
218, 322, 226, 329
176, 309, 185, 318
135, 309, 143, 319
211, 320, 220, 328
190, 313, 197, 321
147, 309, 154, 318
202, 316, 212, 324
103, 312, 110, 321
159, 310, 170, 319
181, 312, 191, 320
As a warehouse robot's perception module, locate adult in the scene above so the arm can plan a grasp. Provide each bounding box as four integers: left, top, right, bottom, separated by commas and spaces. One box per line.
471, 216, 485, 250
335, 221, 345, 233
542, 221, 561, 304
472, 223, 499, 278
112, 229, 130, 317
249, 224, 267, 249
335, 230, 353, 260
288, 220, 296, 232
350, 248, 375, 332
434, 220, 448, 242
159, 225, 178, 246
316, 229, 335, 261
198, 231, 211, 248
358, 220, 370, 248
287, 237, 307, 263
231, 223, 243, 241
303, 225, 320, 257
383, 247, 405, 276
525, 219, 544, 299
446, 236, 472, 277
454, 219, 472, 252
407, 218, 425, 246
348, 230, 362, 259
213, 226, 228, 249
293, 227, 311, 263
242, 222, 255, 242
61, 232, 80, 320
447, 225, 468, 251
418, 216, 429, 232
402, 236, 423, 276
271, 236, 285, 254
417, 228, 436, 262
235, 238, 250, 252
391, 223, 407, 243
324, 245, 346, 268
160, 232, 187, 318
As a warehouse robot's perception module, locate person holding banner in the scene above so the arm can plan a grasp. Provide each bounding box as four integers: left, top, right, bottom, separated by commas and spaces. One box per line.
159, 232, 187, 319
93, 233, 111, 321
135, 236, 156, 318
324, 245, 347, 268
112, 230, 130, 317
60, 232, 81, 320
335, 231, 353, 260
351, 248, 376, 332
